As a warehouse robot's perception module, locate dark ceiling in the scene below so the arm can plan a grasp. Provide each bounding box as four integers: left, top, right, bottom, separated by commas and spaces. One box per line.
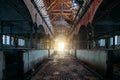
0, 0, 32, 35
93, 0, 120, 37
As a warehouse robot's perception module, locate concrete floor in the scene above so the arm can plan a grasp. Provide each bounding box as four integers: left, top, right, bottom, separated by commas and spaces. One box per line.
31, 52, 103, 80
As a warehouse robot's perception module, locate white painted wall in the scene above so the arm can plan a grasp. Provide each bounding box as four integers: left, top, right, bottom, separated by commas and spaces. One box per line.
77, 50, 107, 76
23, 52, 29, 73
50, 49, 54, 56
69, 49, 75, 56
0, 51, 3, 80
23, 50, 48, 73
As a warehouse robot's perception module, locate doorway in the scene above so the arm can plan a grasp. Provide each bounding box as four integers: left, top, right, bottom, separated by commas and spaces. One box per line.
4, 50, 24, 80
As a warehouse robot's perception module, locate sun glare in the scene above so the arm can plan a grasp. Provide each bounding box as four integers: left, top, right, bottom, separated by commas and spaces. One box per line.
58, 42, 65, 51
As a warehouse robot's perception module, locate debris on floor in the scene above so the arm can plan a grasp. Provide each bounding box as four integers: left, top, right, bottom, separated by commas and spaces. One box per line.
31, 53, 102, 80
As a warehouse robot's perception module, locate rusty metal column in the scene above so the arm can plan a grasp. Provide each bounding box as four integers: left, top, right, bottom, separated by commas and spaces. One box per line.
0, 21, 3, 48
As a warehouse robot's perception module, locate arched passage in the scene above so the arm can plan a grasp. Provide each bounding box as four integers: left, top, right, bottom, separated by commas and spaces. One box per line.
78, 25, 88, 49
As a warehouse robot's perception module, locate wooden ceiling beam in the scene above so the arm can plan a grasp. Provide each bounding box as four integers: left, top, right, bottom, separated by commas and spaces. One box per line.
47, 0, 57, 10
49, 12, 74, 16
51, 15, 59, 22
63, 2, 71, 8
49, 10, 72, 13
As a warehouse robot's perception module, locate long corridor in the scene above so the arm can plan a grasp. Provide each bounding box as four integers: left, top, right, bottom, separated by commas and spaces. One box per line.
0, 0, 120, 80
31, 52, 102, 80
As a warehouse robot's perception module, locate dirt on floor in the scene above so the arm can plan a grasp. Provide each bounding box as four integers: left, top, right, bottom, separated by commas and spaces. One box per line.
31, 53, 102, 80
